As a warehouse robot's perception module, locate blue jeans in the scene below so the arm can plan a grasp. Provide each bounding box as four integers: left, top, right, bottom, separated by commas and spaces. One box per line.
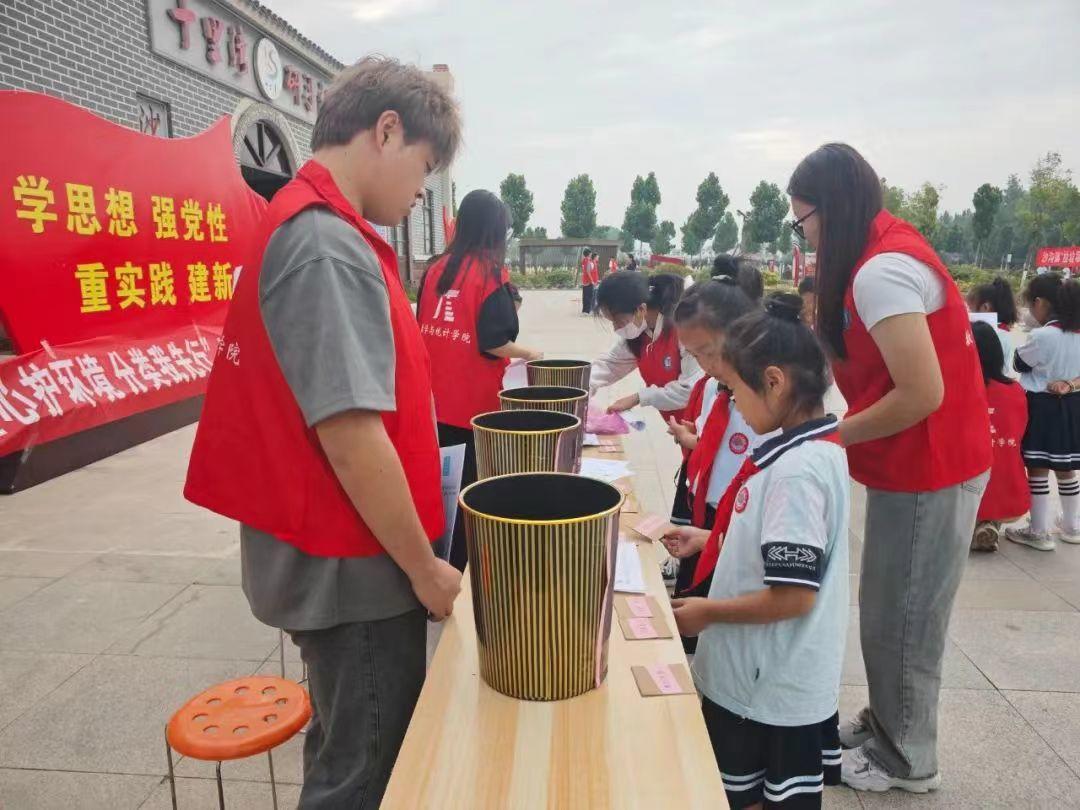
290, 609, 426, 809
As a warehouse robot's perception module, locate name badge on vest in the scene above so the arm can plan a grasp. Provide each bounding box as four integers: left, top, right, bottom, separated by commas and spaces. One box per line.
663, 355, 673, 370
842, 308, 853, 331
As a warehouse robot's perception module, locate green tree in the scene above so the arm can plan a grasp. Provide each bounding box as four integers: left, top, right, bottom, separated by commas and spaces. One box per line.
681, 211, 706, 256
712, 212, 739, 253
592, 225, 622, 240
652, 220, 676, 254
746, 181, 788, 247
522, 225, 548, 239
902, 182, 940, 240
972, 183, 1003, 266
641, 172, 661, 207
499, 173, 534, 238
881, 177, 905, 214
681, 173, 730, 255
774, 223, 792, 256
560, 174, 597, 238
622, 173, 662, 247
1018, 152, 1080, 256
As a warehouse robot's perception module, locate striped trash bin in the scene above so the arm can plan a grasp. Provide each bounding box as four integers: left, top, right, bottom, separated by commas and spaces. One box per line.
498, 386, 589, 469
526, 359, 592, 392
459, 473, 623, 701
471, 410, 582, 481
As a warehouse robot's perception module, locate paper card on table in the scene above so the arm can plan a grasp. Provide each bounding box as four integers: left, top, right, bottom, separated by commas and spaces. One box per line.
579, 457, 634, 484
621, 492, 641, 514
632, 514, 676, 543
632, 664, 695, 696
599, 443, 623, 454
619, 615, 672, 640
582, 432, 602, 447
614, 594, 661, 619
614, 538, 646, 593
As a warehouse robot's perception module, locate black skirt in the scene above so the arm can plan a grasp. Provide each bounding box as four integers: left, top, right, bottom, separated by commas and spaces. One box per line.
1022, 391, 1080, 471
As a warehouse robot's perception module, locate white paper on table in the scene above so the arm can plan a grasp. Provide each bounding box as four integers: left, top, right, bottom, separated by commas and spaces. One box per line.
579, 457, 634, 483
434, 444, 466, 561
969, 312, 997, 328
502, 358, 529, 390
621, 407, 647, 431
614, 538, 647, 594
582, 432, 601, 447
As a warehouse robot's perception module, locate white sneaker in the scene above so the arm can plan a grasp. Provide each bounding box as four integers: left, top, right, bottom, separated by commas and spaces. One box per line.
841, 746, 941, 793
1056, 517, 1080, 545
1005, 525, 1056, 552
838, 714, 873, 749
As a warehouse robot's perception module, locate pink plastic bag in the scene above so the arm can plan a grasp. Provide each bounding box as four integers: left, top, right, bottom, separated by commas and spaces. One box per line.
586, 403, 630, 435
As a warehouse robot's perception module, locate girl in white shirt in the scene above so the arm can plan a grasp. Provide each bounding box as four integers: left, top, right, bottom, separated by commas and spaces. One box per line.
967, 276, 1018, 375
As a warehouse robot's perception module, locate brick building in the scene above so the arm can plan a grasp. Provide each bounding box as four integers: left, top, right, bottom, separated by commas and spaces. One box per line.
0, 0, 453, 285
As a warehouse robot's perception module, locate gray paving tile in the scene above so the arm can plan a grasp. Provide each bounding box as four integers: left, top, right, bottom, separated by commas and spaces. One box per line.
193, 556, 242, 586
0, 550, 96, 578
139, 776, 301, 810
953, 577, 1075, 611
949, 609, 1080, 691
0, 651, 93, 729
1047, 580, 1080, 610
0, 655, 250, 774
0, 576, 53, 612
0, 768, 158, 810
855, 689, 1080, 808
959, 548, 1033, 580
109, 585, 279, 662
999, 540, 1080, 582
824, 786, 864, 809
1004, 690, 1080, 775
64, 554, 220, 584
0, 579, 184, 654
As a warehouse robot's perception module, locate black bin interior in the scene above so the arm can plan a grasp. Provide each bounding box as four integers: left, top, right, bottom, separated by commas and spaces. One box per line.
473, 410, 579, 432
528, 359, 590, 369
501, 386, 586, 402
463, 473, 621, 521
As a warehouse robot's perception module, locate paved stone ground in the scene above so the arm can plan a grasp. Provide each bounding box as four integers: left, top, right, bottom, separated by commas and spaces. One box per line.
0, 289, 1078, 808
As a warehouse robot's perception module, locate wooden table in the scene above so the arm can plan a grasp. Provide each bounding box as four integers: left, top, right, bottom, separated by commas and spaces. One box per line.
382, 438, 727, 809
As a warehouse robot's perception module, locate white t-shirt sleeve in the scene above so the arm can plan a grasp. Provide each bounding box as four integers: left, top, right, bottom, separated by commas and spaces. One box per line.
759, 474, 829, 590
853, 253, 946, 332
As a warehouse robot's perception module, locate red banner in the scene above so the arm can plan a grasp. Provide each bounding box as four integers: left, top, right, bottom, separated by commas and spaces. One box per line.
0, 91, 267, 453
1036, 246, 1080, 268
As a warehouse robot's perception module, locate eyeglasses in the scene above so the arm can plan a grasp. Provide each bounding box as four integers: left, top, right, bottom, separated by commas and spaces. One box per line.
789, 208, 817, 241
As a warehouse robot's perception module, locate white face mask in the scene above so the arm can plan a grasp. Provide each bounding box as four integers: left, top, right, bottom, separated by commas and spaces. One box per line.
615, 315, 647, 340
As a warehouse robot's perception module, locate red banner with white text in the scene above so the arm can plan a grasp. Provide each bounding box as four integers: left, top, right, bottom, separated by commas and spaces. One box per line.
0, 91, 267, 453
1036, 246, 1080, 268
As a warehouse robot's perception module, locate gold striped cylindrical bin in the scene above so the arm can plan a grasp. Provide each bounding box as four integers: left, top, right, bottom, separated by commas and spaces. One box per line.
526, 359, 592, 391
498, 386, 589, 471
471, 410, 581, 481
459, 473, 623, 701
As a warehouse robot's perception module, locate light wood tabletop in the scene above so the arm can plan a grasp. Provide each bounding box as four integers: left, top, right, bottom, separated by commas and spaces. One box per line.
382, 437, 727, 810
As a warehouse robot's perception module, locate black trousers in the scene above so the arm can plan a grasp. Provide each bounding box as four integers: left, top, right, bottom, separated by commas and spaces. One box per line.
582, 283, 595, 313
437, 422, 476, 573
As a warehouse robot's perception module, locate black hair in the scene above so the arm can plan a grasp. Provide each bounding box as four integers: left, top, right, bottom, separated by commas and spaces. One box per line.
968, 277, 1017, 325
971, 321, 1010, 385
1024, 273, 1080, 330
711, 254, 764, 301
596, 271, 683, 357
436, 189, 511, 295
506, 281, 522, 303
798, 276, 816, 295
722, 293, 829, 415
673, 278, 756, 332
787, 143, 884, 359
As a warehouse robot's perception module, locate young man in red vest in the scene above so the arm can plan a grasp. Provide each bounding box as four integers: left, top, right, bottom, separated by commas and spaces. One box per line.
184, 58, 462, 809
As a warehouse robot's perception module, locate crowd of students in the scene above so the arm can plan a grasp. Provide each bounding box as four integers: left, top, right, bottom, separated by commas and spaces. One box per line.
183, 58, 1080, 809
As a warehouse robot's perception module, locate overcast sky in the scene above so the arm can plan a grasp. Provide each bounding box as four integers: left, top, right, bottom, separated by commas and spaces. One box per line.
262, 0, 1079, 237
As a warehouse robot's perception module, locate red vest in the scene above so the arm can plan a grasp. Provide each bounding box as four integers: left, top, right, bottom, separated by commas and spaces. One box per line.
418, 255, 510, 429
590, 258, 601, 285
581, 257, 592, 286
978, 379, 1030, 521
184, 161, 444, 557
609, 258, 618, 274
638, 326, 685, 423
831, 210, 991, 491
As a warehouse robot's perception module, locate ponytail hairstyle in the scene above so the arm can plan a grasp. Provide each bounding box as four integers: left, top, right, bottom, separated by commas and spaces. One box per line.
673, 277, 757, 332
968, 276, 1018, 326
1023, 273, 1080, 331
711, 254, 764, 302
787, 143, 884, 359
596, 271, 684, 357
436, 189, 510, 295
971, 321, 1010, 385
722, 293, 829, 415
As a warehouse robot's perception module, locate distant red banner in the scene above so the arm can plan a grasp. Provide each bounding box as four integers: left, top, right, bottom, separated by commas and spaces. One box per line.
0, 91, 266, 452
1037, 246, 1080, 268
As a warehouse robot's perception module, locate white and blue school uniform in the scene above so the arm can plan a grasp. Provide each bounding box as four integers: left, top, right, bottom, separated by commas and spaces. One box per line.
1015, 321, 1080, 470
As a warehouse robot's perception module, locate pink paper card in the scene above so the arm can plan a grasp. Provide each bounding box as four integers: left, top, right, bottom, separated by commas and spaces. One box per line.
626, 596, 652, 618
631, 663, 695, 697
647, 664, 682, 694
632, 514, 675, 543
627, 617, 658, 639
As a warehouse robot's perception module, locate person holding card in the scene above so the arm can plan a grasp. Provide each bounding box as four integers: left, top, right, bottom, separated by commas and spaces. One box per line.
417, 189, 543, 572
672, 295, 849, 810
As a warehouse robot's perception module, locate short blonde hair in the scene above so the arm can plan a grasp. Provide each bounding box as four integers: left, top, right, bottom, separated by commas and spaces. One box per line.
312, 56, 461, 168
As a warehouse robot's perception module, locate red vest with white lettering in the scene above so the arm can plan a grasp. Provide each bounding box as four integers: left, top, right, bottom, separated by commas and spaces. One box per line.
183, 161, 444, 556
581, 257, 591, 285
418, 256, 510, 429
831, 210, 991, 491
637, 326, 686, 423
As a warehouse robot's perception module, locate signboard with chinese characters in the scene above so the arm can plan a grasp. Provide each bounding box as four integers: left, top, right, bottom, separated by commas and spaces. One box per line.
1036, 246, 1080, 269
148, 0, 334, 126
0, 91, 267, 453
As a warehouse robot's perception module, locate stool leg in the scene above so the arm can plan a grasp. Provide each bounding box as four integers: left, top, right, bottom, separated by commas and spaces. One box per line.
278, 628, 286, 678
164, 728, 178, 810
215, 761, 225, 810
267, 749, 279, 810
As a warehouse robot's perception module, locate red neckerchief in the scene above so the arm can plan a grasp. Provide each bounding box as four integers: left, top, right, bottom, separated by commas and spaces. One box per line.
686, 389, 732, 528
998, 323, 1011, 332
689, 418, 843, 590
680, 376, 711, 460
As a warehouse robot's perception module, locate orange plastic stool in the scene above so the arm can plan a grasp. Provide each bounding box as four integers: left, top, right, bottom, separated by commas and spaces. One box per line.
164, 676, 311, 810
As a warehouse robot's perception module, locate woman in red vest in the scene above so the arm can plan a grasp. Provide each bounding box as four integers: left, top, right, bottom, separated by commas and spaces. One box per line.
417, 189, 542, 572
788, 143, 990, 796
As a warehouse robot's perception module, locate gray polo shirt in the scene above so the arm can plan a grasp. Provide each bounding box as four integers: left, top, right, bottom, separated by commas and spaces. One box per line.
240, 206, 420, 631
